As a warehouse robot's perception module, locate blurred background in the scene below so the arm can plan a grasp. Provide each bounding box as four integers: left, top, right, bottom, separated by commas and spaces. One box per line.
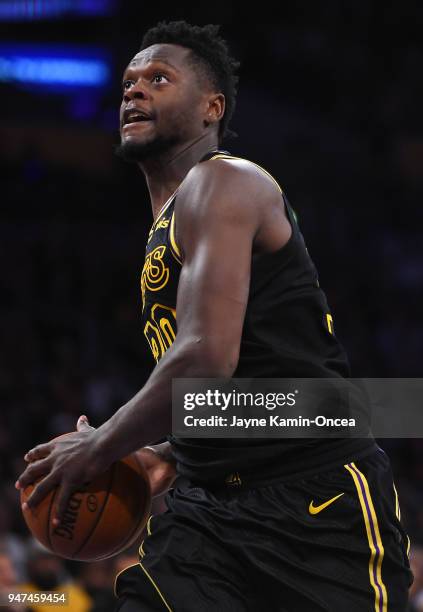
0, 1, 422, 610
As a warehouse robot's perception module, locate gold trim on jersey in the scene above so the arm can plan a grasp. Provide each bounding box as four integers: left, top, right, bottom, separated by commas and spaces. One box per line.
113, 562, 139, 597
113, 561, 173, 611
139, 539, 145, 559
208, 153, 283, 194
146, 514, 154, 536
393, 483, 411, 558
169, 212, 182, 264
139, 562, 173, 611
393, 483, 401, 521
164, 153, 283, 267
154, 189, 180, 227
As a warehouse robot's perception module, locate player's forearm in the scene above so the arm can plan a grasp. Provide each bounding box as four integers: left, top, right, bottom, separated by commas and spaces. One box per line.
93, 337, 236, 464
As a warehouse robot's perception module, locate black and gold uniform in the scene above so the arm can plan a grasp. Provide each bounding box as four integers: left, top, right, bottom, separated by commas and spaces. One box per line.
115, 151, 412, 612
141, 149, 373, 483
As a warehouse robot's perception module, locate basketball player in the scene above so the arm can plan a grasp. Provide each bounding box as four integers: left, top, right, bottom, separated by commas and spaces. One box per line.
17, 21, 412, 611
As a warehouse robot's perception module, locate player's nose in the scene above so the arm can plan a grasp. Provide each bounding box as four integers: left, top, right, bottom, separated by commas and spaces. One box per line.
124, 79, 149, 102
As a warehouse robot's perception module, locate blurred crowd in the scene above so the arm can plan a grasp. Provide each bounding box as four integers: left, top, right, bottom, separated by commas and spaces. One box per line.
1, 4, 422, 610
0, 532, 138, 611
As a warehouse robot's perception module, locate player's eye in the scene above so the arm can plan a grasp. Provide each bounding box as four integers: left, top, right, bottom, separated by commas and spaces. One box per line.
152, 73, 169, 84
122, 79, 134, 91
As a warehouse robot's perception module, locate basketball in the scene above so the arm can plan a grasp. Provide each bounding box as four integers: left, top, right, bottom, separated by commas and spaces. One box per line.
20, 435, 151, 562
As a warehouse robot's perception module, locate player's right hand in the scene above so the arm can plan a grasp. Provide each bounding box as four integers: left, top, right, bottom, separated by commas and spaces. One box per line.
17, 415, 110, 526
20, 418, 176, 499
136, 444, 177, 498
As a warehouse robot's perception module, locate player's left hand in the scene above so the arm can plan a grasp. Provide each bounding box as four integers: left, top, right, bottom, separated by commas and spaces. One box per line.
16, 416, 109, 526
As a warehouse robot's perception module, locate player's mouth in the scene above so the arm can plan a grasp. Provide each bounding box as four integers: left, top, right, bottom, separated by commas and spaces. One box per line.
122, 108, 154, 129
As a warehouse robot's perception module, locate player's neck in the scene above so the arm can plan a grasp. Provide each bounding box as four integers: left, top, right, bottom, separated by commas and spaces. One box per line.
138, 133, 219, 220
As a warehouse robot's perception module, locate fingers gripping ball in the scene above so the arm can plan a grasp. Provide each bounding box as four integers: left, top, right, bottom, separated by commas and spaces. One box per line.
20, 434, 151, 561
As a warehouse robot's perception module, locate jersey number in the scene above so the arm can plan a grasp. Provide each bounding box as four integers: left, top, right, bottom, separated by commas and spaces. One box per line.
144, 303, 177, 362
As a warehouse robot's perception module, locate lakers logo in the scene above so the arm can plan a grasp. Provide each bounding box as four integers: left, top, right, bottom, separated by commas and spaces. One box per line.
225, 472, 242, 486
141, 246, 170, 308
147, 218, 169, 243
156, 218, 169, 230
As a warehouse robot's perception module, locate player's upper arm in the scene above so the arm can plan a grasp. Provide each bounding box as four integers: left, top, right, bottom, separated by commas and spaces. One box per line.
172, 159, 275, 376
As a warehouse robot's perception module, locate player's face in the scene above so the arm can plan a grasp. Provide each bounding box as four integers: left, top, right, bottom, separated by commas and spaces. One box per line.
119, 44, 210, 161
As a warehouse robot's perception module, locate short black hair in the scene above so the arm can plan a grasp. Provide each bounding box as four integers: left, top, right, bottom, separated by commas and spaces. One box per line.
140, 20, 240, 144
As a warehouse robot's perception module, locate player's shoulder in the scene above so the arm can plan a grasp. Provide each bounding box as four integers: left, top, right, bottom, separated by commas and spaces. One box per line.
174, 152, 285, 254
208, 152, 283, 193
180, 152, 282, 210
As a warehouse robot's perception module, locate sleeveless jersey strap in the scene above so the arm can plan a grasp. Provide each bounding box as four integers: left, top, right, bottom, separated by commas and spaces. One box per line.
199, 149, 232, 163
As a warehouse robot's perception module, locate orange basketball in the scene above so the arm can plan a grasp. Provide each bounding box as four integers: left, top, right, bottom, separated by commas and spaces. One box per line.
20, 436, 151, 561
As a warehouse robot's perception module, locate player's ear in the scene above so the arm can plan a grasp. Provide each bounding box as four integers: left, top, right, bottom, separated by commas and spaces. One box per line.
204, 93, 225, 126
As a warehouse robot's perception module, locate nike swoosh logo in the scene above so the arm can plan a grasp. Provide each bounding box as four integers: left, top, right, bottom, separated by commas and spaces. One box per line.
309, 493, 344, 515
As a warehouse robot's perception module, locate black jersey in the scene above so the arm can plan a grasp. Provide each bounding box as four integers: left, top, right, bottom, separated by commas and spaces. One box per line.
140, 150, 374, 484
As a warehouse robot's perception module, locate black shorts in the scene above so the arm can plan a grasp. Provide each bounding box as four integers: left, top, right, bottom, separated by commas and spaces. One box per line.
114, 447, 412, 611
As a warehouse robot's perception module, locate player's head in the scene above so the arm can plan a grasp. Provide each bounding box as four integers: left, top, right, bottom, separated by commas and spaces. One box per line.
117, 20, 240, 162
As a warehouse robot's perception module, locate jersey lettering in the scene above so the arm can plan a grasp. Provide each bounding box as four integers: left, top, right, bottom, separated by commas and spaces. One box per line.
141, 246, 170, 308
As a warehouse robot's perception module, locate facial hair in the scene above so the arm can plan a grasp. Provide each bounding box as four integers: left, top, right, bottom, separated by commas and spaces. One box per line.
115, 132, 179, 163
